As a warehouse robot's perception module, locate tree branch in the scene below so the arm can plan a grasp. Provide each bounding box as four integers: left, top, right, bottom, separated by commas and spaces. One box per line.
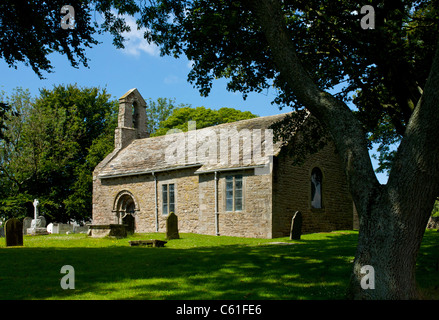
246, 0, 379, 215
387, 38, 439, 218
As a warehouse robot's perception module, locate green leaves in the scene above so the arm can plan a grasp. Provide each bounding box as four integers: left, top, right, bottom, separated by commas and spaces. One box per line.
136, 0, 439, 173
0, 86, 258, 222
152, 105, 258, 136
145, 97, 186, 135
0, 0, 139, 78
1, 86, 257, 222
0, 85, 118, 222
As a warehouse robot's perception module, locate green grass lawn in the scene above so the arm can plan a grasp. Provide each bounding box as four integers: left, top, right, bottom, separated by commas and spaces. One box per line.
0, 230, 438, 300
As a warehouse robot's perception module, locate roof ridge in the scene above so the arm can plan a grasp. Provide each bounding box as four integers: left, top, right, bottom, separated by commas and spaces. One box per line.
139, 111, 293, 141
96, 111, 293, 178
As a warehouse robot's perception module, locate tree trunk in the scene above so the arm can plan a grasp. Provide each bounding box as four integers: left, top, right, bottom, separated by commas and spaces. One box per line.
348, 33, 439, 299
248, 0, 439, 299
347, 186, 432, 299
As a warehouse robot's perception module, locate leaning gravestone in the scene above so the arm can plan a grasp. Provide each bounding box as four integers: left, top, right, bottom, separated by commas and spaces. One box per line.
5, 218, 23, 247
290, 211, 303, 240
166, 212, 180, 240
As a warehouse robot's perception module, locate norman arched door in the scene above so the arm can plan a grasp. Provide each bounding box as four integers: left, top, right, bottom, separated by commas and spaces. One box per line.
114, 191, 138, 234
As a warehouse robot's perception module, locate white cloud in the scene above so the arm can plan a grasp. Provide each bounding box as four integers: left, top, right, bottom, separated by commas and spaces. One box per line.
187, 60, 195, 69
164, 75, 180, 84
121, 15, 160, 57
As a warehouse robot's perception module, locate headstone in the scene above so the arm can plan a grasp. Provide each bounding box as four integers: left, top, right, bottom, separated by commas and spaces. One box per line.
39, 216, 46, 227
5, 218, 23, 247
28, 216, 49, 235
31, 216, 46, 228
61, 223, 74, 234
73, 225, 89, 234
50, 223, 74, 234
0, 225, 4, 238
22, 217, 32, 235
290, 211, 302, 240
27, 198, 49, 235
166, 212, 180, 240
33, 199, 39, 219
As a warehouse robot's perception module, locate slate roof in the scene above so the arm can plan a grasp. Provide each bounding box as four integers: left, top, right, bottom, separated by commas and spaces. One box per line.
97, 112, 292, 179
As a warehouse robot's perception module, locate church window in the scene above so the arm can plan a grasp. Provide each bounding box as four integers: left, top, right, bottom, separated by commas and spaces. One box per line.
311, 167, 323, 209
226, 175, 243, 212
162, 183, 175, 215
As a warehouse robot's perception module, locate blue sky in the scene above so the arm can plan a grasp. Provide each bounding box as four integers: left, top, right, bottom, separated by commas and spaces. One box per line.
0, 14, 279, 118
0, 14, 388, 184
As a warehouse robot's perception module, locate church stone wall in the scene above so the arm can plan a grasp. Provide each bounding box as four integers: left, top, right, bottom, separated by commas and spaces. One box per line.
198, 170, 272, 238
92, 144, 354, 239
93, 142, 353, 239
272, 141, 354, 238
92, 88, 354, 239
93, 167, 273, 238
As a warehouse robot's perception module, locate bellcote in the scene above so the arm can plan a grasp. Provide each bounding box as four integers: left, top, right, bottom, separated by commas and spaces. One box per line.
115, 88, 149, 149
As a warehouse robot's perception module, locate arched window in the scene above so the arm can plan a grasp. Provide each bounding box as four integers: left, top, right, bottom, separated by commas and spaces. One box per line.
311, 167, 323, 209
132, 101, 139, 129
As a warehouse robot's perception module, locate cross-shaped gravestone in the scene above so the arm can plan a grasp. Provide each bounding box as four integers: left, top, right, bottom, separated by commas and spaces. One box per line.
33, 199, 39, 220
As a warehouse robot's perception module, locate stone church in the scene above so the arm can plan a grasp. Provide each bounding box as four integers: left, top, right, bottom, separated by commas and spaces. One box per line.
92, 88, 355, 238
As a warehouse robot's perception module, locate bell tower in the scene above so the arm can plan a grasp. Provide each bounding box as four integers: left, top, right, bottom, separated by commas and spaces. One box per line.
115, 88, 149, 149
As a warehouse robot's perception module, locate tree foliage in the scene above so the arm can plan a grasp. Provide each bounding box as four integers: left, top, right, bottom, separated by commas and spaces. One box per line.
0, 103, 12, 143
153, 105, 258, 136
432, 200, 439, 217
135, 0, 439, 173
0, 85, 118, 222
1, 1, 437, 172
129, 0, 439, 299
145, 97, 189, 135
0, 87, 253, 222
0, 0, 139, 78
1, 0, 438, 299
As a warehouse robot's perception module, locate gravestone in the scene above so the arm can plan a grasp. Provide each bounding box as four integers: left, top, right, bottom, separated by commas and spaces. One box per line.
73, 225, 89, 234
27, 199, 48, 235
22, 217, 32, 235
27, 216, 49, 235
166, 212, 180, 240
50, 223, 74, 234
31, 216, 46, 228
0, 225, 4, 238
5, 218, 23, 247
290, 211, 302, 240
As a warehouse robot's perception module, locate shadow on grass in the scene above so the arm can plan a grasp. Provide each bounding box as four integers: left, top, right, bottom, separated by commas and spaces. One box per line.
0, 232, 357, 300
0, 231, 437, 300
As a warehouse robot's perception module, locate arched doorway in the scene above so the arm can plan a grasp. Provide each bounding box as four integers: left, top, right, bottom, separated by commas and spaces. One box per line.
114, 191, 138, 234
122, 199, 136, 234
